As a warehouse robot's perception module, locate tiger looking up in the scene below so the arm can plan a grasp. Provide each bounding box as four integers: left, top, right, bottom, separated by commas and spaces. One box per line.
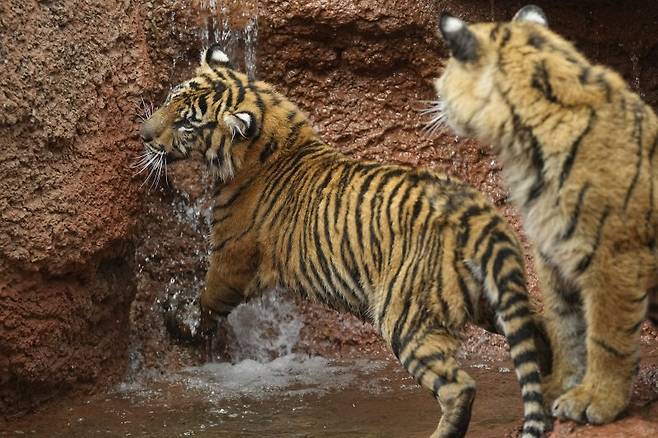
433, 4, 658, 425
139, 44, 547, 437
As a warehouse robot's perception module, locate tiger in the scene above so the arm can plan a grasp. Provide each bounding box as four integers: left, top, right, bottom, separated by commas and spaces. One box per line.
432, 4, 658, 426
139, 44, 547, 438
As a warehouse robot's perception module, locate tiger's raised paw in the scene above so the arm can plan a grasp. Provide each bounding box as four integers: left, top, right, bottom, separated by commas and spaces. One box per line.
551, 383, 626, 424
199, 308, 220, 338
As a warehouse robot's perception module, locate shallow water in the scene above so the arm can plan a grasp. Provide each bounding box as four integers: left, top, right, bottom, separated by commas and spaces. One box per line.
2, 356, 523, 438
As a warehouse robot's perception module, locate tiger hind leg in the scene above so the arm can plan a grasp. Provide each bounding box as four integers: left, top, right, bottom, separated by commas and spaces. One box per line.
398, 329, 475, 438
551, 248, 652, 424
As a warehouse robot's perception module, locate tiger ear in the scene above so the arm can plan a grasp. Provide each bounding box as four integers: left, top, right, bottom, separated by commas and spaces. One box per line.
223, 112, 256, 139
513, 5, 548, 27
202, 44, 232, 68
438, 12, 479, 62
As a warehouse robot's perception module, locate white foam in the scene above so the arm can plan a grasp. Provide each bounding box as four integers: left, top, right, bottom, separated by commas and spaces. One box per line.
172, 354, 386, 400
227, 290, 303, 362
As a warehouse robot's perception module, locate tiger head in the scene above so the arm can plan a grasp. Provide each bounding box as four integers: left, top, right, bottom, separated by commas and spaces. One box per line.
431, 5, 625, 146
139, 44, 313, 184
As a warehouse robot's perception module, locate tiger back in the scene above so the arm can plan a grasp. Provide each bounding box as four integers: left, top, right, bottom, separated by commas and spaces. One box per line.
140, 44, 547, 438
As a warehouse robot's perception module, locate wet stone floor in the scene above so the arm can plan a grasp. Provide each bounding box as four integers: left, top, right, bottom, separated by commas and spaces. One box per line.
1, 356, 524, 438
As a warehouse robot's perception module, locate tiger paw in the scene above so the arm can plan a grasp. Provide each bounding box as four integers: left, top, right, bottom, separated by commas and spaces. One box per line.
162, 292, 221, 341
199, 308, 219, 338
541, 374, 562, 407
163, 294, 205, 343
541, 371, 580, 407
551, 383, 627, 424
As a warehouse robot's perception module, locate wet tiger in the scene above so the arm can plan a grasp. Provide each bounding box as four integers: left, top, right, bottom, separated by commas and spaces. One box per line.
140, 44, 546, 437
433, 4, 658, 425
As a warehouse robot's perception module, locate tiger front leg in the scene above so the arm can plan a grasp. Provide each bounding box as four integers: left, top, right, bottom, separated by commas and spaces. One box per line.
393, 326, 475, 438
551, 247, 652, 424
534, 256, 587, 406
199, 242, 261, 336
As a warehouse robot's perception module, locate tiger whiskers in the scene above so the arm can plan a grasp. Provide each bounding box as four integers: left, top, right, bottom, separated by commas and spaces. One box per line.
145, 151, 165, 190
163, 153, 169, 186
131, 144, 166, 191
418, 100, 448, 137
132, 96, 164, 190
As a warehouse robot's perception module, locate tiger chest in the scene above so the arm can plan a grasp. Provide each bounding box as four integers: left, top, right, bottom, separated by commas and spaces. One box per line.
504, 175, 566, 258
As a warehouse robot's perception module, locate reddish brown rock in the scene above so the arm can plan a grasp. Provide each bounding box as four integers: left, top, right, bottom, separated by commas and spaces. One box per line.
550, 403, 658, 438
0, 0, 150, 416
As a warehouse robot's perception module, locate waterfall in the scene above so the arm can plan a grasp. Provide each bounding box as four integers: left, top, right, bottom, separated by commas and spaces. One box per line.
157, 1, 301, 365
195, 0, 259, 80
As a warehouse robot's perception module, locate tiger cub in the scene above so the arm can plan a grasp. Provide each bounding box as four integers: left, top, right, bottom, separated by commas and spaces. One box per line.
140, 44, 546, 437
433, 4, 658, 425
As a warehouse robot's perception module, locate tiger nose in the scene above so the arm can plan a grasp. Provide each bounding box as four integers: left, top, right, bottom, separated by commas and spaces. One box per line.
140, 121, 155, 142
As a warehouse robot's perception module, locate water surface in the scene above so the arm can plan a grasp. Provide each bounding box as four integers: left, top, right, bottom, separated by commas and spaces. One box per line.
2, 355, 524, 437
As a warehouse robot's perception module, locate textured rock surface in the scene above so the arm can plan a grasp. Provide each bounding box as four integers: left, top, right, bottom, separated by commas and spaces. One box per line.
1, 1, 657, 435
0, 0, 149, 416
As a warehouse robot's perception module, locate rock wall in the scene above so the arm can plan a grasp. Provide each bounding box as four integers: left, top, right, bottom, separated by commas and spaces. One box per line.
0, 0, 150, 416
1, 0, 657, 421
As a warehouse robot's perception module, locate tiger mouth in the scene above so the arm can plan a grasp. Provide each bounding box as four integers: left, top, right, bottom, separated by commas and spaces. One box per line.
165, 153, 184, 164
145, 143, 163, 155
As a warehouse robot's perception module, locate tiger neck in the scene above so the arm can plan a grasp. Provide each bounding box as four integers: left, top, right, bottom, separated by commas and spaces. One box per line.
495, 130, 569, 257
255, 121, 329, 161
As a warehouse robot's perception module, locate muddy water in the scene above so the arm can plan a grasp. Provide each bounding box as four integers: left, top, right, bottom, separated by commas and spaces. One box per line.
1, 356, 523, 438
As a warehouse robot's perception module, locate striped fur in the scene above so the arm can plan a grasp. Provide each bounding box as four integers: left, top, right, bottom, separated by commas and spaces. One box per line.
142, 44, 546, 437
435, 5, 658, 426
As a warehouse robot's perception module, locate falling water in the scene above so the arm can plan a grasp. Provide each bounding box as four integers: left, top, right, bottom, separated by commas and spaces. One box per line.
148, 0, 306, 368
195, 0, 259, 79
128, 0, 273, 375
191, 1, 304, 366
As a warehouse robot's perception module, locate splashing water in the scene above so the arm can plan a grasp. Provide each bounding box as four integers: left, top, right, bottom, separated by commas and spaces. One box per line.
176, 355, 387, 401
227, 289, 304, 362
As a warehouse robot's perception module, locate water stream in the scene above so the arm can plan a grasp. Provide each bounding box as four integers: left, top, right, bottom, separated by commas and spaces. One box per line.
196, 0, 258, 79
136, 0, 263, 353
